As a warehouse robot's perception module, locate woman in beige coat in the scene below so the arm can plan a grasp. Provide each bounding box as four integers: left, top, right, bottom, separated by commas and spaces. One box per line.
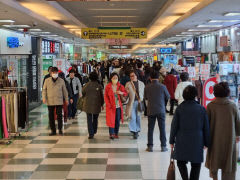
206, 82, 240, 180
125, 71, 145, 139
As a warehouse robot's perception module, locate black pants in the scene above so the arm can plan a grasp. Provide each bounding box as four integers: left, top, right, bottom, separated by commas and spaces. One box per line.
147, 113, 166, 147
48, 105, 63, 133
109, 108, 121, 135
177, 161, 201, 180
87, 113, 99, 136
170, 99, 176, 114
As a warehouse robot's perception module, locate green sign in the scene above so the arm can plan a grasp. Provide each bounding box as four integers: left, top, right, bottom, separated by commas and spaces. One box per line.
43, 59, 53, 75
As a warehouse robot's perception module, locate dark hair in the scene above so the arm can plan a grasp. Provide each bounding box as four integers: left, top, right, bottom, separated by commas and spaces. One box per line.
58, 72, 65, 80
129, 70, 137, 76
51, 67, 58, 73
69, 69, 75, 74
214, 82, 230, 98
180, 72, 189, 82
137, 62, 143, 69
183, 85, 198, 101
109, 72, 119, 82
150, 70, 159, 79
89, 72, 99, 81
48, 66, 53, 72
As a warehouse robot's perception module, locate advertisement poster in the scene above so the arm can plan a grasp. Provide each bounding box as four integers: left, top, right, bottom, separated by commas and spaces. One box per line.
187, 67, 196, 79
53, 59, 71, 75
200, 64, 210, 80
7, 59, 18, 82
42, 59, 53, 76
203, 77, 218, 108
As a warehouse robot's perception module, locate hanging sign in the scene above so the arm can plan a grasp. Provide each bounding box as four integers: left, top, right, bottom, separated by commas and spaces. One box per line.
200, 64, 211, 80
203, 77, 218, 108
109, 45, 132, 49
105, 39, 129, 45
187, 67, 196, 78
81, 28, 147, 39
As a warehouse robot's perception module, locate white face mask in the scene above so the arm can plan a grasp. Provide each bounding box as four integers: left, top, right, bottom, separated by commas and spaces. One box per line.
52, 73, 58, 79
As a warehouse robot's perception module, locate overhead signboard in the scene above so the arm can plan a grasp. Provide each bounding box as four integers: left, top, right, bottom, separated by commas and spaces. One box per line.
81, 28, 147, 39
109, 45, 132, 49
159, 48, 173, 54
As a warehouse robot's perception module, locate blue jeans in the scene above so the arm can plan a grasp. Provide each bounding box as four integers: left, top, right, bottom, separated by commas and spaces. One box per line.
109, 108, 121, 135
147, 113, 166, 147
129, 101, 141, 133
87, 113, 99, 136
68, 94, 79, 118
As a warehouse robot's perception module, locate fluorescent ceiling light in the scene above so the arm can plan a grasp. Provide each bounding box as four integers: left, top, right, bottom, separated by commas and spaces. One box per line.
63, 25, 80, 29
94, 16, 137, 18
0, 20, 15, 23
18, 29, 42, 31
188, 29, 210, 32
98, 22, 136, 23
89, 9, 137, 11
224, 13, 240, 16
176, 35, 193, 37
181, 32, 201, 35
197, 24, 223, 28
209, 20, 240, 23
40, 35, 58, 37
2, 24, 30, 28
31, 32, 51, 34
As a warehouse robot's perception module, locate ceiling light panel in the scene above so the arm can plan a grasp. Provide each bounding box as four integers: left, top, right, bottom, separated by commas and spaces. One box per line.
0, 20, 15, 23
2, 25, 30, 28
188, 29, 210, 32
18, 29, 42, 31
224, 13, 240, 16
197, 24, 223, 28
209, 20, 240, 23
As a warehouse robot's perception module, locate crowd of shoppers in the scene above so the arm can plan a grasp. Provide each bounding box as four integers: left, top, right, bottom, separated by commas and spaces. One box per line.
42, 58, 240, 180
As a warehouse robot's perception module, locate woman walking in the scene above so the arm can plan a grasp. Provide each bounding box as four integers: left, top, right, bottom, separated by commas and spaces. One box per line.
125, 71, 145, 139
206, 82, 240, 180
82, 72, 104, 139
104, 73, 128, 140
170, 85, 210, 180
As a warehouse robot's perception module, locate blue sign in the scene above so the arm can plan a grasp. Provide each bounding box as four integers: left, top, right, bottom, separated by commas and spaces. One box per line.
160, 48, 172, 54
7, 37, 19, 48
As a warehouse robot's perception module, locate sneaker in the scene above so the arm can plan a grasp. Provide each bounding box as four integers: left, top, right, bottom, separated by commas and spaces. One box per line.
114, 134, 119, 139
49, 132, 56, 136
133, 132, 139, 139
88, 135, 94, 139
161, 146, 168, 152
109, 135, 114, 140
59, 130, 63, 135
146, 146, 153, 152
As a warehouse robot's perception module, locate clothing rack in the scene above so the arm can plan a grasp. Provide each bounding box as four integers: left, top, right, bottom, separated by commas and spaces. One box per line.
0, 87, 28, 144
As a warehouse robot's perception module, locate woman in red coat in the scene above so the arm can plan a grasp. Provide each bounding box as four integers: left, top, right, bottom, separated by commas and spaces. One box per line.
104, 72, 128, 140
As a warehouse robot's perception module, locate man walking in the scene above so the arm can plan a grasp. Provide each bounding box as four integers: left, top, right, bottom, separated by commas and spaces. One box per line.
42, 67, 68, 136
144, 70, 170, 152
66, 69, 82, 119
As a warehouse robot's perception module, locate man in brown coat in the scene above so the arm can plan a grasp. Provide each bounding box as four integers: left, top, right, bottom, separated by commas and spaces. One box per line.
206, 82, 240, 180
42, 67, 68, 136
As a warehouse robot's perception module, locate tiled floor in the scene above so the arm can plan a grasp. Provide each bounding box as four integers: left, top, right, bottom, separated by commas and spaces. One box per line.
0, 104, 239, 180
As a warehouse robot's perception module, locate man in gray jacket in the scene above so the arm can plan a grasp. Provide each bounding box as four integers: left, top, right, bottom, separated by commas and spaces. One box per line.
144, 70, 170, 152
66, 69, 82, 119
42, 67, 68, 136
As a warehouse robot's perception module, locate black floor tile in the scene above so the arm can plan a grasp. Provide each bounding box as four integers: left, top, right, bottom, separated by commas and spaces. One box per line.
80, 148, 139, 153
8, 159, 43, 164
0, 171, 33, 179
12, 136, 36, 140
46, 153, 78, 158
106, 165, 141, 171
30, 140, 58, 144
74, 158, 107, 164
0, 154, 17, 159
36, 165, 73, 171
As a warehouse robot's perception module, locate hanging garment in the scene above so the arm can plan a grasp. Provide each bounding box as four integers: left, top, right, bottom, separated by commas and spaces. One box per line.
9, 94, 15, 133
14, 93, 18, 132
0, 96, 3, 139
2, 96, 9, 138
5, 95, 10, 132
18, 91, 27, 129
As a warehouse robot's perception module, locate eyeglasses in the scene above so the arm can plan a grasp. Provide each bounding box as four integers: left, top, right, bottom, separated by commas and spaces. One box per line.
130, 75, 135, 77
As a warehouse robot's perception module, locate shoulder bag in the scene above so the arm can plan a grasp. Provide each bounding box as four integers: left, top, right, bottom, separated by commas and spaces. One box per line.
130, 81, 144, 112
166, 148, 175, 180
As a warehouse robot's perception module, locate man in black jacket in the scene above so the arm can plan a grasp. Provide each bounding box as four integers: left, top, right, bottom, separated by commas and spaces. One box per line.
42, 66, 52, 87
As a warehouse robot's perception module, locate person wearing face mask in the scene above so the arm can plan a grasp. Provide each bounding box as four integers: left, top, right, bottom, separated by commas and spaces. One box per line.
66, 69, 82, 119
42, 67, 68, 136
104, 72, 128, 140
125, 71, 145, 139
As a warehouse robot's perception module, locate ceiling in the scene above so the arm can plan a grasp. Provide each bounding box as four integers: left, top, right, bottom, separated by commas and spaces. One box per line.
57, 0, 168, 28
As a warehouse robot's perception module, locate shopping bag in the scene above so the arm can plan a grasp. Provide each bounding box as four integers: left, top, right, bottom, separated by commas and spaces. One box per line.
77, 97, 84, 111
167, 149, 175, 180
137, 101, 145, 112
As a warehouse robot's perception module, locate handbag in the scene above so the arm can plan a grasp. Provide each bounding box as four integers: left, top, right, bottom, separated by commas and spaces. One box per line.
166, 148, 176, 180
120, 94, 128, 104
77, 97, 84, 111
130, 81, 145, 112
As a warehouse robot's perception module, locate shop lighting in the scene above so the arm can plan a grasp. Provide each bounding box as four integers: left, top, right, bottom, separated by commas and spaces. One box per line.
94, 16, 137, 18
89, 9, 137, 11
224, 13, 240, 16
209, 20, 240, 23
176, 35, 193, 37
0, 20, 15, 23
181, 32, 201, 35
97, 22, 136, 23
31, 32, 51, 34
197, 25, 223, 28
18, 29, 42, 31
188, 29, 210, 32
40, 34, 58, 37
2, 25, 30, 28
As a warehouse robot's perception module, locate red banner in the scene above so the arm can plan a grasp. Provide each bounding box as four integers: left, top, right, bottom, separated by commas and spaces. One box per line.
203, 77, 218, 108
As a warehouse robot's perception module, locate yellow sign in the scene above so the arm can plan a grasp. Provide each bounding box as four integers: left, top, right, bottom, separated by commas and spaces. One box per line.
81, 28, 147, 39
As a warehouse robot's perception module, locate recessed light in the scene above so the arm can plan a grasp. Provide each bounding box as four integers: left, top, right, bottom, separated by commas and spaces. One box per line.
176, 35, 193, 37
197, 25, 223, 28
188, 29, 210, 32
224, 13, 240, 16
2, 24, 30, 28
0, 20, 15, 23
209, 20, 240, 23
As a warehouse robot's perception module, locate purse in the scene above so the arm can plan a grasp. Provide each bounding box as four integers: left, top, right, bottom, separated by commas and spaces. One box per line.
120, 94, 128, 104
166, 148, 176, 180
77, 97, 84, 111
130, 81, 145, 112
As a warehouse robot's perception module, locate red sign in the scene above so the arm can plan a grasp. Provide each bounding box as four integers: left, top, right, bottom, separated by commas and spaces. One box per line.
182, 51, 200, 56
220, 36, 228, 47
203, 77, 218, 108
105, 39, 129, 45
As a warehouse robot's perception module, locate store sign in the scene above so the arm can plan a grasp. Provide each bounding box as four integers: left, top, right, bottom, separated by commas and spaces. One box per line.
109, 45, 132, 49
182, 51, 200, 56
203, 77, 217, 108
105, 39, 129, 45
220, 36, 228, 47
159, 48, 173, 54
81, 28, 147, 39
187, 67, 196, 78
200, 64, 211, 80
42, 39, 60, 54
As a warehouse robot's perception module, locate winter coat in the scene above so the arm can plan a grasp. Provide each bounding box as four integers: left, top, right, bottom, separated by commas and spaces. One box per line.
174, 81, 193, 104
42, 77, 68, 106
206, 98, 240, 173
170, 100, 210, 163
164, 74, 177, 99
125, 80, 145, 117
104, 82, 128, 128
66, 77, 82, 95
82, 81, 104, 114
